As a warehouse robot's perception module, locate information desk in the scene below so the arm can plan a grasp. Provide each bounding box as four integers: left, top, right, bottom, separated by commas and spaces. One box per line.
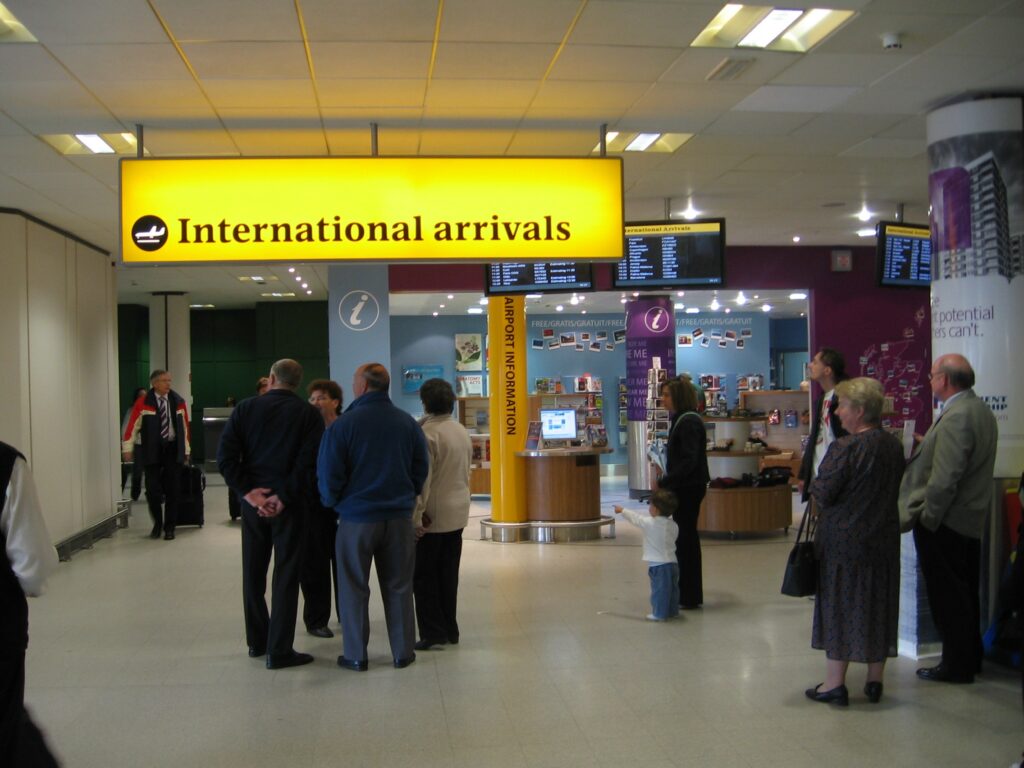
515, 447, 613, 521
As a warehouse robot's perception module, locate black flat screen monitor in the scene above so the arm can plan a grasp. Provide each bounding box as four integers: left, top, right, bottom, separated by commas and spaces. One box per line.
615, 219, 725, 288
485, 261, 594, 295
877, 221, 932, 287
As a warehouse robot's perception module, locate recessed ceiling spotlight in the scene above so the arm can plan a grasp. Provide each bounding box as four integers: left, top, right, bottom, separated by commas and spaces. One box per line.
676, 291, 685, 298
467, 307, 484, 315
736, 291, 748, 306
856, 204, 874, 222
620, 298, 628, 304
753, 294, 760, 299
288, 267, 295, 273
710, 298, 721, 311
761, 303, 772, 312
447, 294, 454, 300
632, 292, 640, 297
581, 310, 587, 315
792, 235, 801, 243
570, 297, 579, 305
301, 283, 308, 289
789, 292, 807, 300
675, 303, 685, 310
479, 296, 489, 305
555, 305, 564, 312
439, 304, 445, 309
305, 290, 312, 295
724, 307, 732, 314
857, 228, 875, 237
295, 276, 302, 282
681, 201, 700, 220
432, 311, 438, 317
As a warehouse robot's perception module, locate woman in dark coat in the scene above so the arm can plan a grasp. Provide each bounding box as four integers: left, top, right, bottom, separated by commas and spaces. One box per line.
657, 377, 710, 609
807, 377, 905, 706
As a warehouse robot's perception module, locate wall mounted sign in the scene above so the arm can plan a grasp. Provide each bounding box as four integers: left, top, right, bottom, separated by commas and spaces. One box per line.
120, 157, 624, 264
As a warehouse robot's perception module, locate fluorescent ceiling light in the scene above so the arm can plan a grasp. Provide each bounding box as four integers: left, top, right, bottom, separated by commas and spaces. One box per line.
692, 5, 854, 53
0, 3, 36, 42
625, 133, 661, 152
74, 134, 114, 154
857, 205, 873, 222
789, 292, 807, 300
467, 307, 484, 315
674, 303, 685, 310
685, 307, 700, 314
526, 294, 542, 300
735, 291, 748, 305
189, 304, 215, 309
739, 8, 802, 47
857, 228, 875, 237
710, 298, 721, 310
479, 296, 489, 305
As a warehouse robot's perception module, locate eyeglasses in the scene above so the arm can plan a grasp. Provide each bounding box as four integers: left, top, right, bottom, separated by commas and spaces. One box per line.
927, 371, 944, 381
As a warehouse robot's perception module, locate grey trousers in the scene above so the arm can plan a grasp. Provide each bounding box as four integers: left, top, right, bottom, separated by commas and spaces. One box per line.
336, 517, 415, 662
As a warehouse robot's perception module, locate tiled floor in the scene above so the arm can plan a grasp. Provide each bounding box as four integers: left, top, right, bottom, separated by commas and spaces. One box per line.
23, 478, 1022, 767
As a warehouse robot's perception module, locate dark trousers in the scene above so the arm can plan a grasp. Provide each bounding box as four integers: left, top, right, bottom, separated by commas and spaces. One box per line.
1, 650, 59, 767
673, 488, 705, 607
414, 529, 464, 644
144, 443, 181, 533
300, 507, 338, 631
914, 522, 983, 676
241, 502, 306, 656
120, 448, 143, 500
336, 517, 415, 662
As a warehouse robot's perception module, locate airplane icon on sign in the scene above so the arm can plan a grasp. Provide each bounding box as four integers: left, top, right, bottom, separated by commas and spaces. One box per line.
134, 225, 165, 244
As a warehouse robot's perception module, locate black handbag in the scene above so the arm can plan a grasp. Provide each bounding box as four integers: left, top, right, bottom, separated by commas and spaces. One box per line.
781, 503, 818, 597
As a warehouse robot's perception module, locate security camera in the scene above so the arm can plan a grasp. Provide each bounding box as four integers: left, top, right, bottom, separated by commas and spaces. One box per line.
882, 33, 902, 50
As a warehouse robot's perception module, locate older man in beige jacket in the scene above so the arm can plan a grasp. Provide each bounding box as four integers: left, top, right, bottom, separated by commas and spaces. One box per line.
899, 353, 998, 684
412, 378, 473, 651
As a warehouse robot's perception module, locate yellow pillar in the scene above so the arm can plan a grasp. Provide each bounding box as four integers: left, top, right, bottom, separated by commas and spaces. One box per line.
487, 295, 527, 523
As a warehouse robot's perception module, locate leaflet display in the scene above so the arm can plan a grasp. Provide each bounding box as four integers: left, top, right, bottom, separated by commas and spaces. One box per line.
876, 221, 932, 287
485, 261, 593, 295
615, 219, 725, 288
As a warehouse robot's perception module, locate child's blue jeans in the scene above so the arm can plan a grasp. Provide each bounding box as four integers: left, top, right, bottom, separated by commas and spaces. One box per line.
649, 562, 680, 619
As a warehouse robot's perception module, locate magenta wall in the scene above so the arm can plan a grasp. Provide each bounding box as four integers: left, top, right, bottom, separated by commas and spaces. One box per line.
390, 244, 933, 427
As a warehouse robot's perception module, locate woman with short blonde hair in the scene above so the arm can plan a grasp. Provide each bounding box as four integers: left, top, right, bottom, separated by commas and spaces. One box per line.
834, 377, 884, 426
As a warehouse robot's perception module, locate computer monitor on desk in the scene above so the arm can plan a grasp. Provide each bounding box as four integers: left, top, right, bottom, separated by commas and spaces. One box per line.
539, 408, 577, 447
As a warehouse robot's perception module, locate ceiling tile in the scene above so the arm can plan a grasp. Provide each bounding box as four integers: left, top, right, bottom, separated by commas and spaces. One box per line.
180, 42, 310, 79
506, 129, 597, 155
228, 130, 329, 156
300, 0, 438, 42
703, 111, 816, 136
790, 113, 904, 142
660, 49, 798, 85
874, 53, 1018, 91
0, 82, 116, 131
47, 44, 192, 82
0, 45, 79, 82
572, 1, 721, 47
530, 81, 648, 114
416, 129, 517, 154
432, 42, 558, 80
816, 11, 981, 55
143, 129, 240, 156
203, 79, 317, 109
839, 137, 926, 158
549, 45, 683, 82
317, 79, 426, 108
4, 0, 168, 44
771, 53, 915, 87
153, 0, 302, 42
621, 83, 756, 131
929, 15, 1024, 56
439, 0, 582, 43
311, 42, 432, 79
733, 85, 861, 113
217, 109, 323, 128
426, 80, 536, 111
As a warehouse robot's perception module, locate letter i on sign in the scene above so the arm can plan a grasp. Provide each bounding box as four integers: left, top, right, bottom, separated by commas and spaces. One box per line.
349, 294, 368, 326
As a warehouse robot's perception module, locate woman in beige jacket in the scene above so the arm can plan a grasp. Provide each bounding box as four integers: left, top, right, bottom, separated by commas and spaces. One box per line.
412, 378, 473, 651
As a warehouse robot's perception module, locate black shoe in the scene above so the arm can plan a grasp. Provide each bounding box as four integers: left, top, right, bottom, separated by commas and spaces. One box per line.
266, 651, 314, 670
864, 681, 883, 703
447, 635, 459, 645
248, 646, 266, 658
916, 664, 973, 684
414, 639, 446, 651
805, 684, 849, 706
337, 656, 368, 672
307, 626, 334, 639
680, 604, 702, 610
149, 526, 162, 539
164, 531, 175, 540
393, 653, 416, 669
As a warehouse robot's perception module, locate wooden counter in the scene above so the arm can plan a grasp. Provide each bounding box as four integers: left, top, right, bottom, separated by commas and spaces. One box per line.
697, 484, 793, 534
515, 448, 613, 522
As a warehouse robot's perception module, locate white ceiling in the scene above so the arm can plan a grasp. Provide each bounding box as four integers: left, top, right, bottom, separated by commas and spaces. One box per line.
2, 0, 1022, 312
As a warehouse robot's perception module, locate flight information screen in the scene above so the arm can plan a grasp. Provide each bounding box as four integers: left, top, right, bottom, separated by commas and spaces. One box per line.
615, 220, 725, 288
485, 261, 593, 294
877, 222, 932, 287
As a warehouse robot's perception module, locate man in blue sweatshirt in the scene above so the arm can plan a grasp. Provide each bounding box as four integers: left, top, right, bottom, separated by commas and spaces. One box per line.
318, 363, 429, 671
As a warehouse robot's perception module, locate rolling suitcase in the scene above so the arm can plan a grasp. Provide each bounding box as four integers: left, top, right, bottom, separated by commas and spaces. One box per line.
177, 464, 206, 528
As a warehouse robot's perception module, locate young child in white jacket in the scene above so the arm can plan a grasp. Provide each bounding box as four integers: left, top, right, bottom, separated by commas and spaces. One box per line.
614, 489, 680, 621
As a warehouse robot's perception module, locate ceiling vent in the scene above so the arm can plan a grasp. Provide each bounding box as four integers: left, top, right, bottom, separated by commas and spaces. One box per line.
706, 57, 756, 82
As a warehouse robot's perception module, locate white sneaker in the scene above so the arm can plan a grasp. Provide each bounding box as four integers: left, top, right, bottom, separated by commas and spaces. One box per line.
646, 613, 665, 621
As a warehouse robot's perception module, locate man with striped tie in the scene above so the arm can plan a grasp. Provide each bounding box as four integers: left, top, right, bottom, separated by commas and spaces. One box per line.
122, 370, 191, 540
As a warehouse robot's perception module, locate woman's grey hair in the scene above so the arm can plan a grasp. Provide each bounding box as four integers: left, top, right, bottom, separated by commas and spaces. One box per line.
835, 377, 884, 425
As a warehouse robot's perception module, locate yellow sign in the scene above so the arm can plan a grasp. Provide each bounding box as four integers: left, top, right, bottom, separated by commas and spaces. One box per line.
120, 157, 623, 264
488, 295, 527, 524
883, 224, 929, 239
625, 221, 721, 236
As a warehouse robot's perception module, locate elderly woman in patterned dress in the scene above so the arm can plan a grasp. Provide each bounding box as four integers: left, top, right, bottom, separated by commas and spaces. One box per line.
805, 377, 905, 706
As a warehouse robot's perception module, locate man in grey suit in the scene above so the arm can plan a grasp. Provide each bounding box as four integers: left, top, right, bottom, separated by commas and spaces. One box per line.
899, 353, 998, 684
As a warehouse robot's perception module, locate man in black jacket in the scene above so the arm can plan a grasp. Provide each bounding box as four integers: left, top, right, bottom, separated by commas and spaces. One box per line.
217, 359, 324, 670
798, 348, 849, 503
122, 370, 191, 540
